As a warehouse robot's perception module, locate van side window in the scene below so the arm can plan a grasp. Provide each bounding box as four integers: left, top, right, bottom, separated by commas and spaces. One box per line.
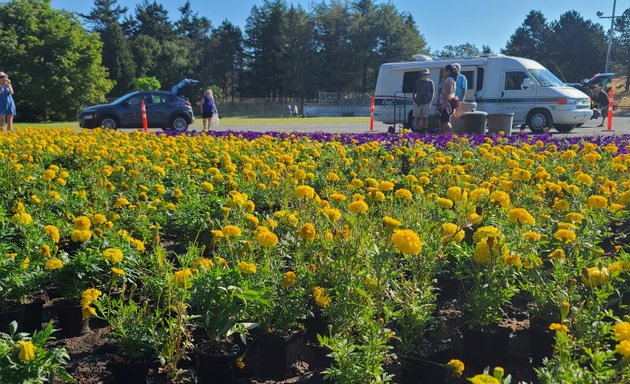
476, 69, 484, 91
402, 71, 421, 93
505, 72, 530, 90
461, 71, 474, 90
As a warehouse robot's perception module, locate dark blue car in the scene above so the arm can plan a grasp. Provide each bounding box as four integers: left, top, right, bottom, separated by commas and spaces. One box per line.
79, 91, 195, 131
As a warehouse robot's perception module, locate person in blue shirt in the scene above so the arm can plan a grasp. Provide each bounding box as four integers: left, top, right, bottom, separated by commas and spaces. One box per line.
0, 71, 16, 132
199, 89, 217, 132
453, 63, 467, 101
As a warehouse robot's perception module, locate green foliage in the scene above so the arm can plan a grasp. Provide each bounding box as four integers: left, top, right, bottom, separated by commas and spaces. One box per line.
135, 76, 161, 91
0, 0, 113, 121
0, 321, 73, 383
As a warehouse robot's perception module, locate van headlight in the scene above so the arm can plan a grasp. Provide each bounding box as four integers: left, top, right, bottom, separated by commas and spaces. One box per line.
558, 98, 577, 105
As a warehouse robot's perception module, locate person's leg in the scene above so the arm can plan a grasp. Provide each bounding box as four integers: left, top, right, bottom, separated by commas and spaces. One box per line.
202, 117, 208, 131
422, 117, 429, 131
0, 115, 5, 131
6, 115, 13, 132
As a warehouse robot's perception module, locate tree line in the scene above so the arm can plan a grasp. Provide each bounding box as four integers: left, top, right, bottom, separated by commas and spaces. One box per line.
0, 0, 628, 121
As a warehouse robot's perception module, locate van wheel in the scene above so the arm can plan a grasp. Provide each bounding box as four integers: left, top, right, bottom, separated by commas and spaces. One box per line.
555, 124, 575, 133
527, 109, 552, 134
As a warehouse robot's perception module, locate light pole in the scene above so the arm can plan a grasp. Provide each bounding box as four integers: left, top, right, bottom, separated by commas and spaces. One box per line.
597, 0, 617, 73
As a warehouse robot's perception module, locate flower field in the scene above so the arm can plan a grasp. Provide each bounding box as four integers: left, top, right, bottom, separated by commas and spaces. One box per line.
1, 128, 629, 384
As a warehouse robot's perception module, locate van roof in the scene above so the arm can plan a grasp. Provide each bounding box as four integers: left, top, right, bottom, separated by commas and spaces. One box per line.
381, 54, 544, 71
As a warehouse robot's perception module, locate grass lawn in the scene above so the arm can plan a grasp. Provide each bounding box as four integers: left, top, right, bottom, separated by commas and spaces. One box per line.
13, 116, 369, 130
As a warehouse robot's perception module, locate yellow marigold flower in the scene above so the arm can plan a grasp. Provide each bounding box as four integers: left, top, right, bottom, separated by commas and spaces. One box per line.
378, 180, 394, 192
20, 257, 30, 269
614, 322, 630, 341
102, 248, 123, 264
383, 216, 402, 229
200, 182, 214, 192
587, 195, 608, 209
193, 258, 214, 270
616, 340, 630, 357
436, 197, 454, 209
395, 188, 413, 200
111, 267, 125, 276
114, 197, 130, 209
348, 200, 368, 214
446, 359, 465, 378
581, 266, 610, 286
511, 168, 531, 181
282, 271, 297, 289
222, 225, 242, 238
300, 223, 317, 240
523, 231, 542, 242
549, 323, 570, 333
351, 179, 364, 188
173, 188, 183, 198
609, 260, 630, 275
71, 230, 92, 242
619, 190, 630, 206
16, 340, 36, 361
174, 268, 193, 286
446, 186, 467, 203
153, 184, 166, 194
504, 253, 522, 267
294, 185, 315, 199
92, 213, 107, 225
45, 257, 64, 270
82, 305, 96, 320
564, 212, 585, 224
235, 357, 245, 369
508, 208, 536, 225
490, 190, 510, 208
474, 239, 493, 265
554, 229, 576, 243
326, 172, 340, 182
237, 261, 257, 275
256, 229, 279, 247
320, 208, 341, 222
469, 188, 490, 202
81, 288, 102, 306
368, 189, 386, 202
548, 248, 566, 261
42, 168, 56, 182
391, 229, 423, 255
313, 286, 331, 308
469, 374, 500, 384
576, 172, 593, 185
330, 193, 346, 202
244, 213, 259, 227
473, 226, 502, 243
441, 223, 465, 244
552, 199, 570, 211
11, 201, 25, 213
11, 212, 33, 226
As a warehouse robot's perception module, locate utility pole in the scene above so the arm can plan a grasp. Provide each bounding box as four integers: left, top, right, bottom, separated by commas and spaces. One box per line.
598, 0, 618, 73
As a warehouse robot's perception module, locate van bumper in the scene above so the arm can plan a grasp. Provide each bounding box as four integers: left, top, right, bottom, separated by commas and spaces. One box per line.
552, 109, 593, 125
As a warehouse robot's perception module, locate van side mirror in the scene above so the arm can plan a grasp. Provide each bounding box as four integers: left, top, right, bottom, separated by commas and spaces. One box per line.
522, 78, 534, 89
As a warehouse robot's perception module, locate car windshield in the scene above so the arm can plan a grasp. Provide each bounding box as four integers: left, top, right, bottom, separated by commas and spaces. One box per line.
528, 69, 564, 87
110, 92, 139, 105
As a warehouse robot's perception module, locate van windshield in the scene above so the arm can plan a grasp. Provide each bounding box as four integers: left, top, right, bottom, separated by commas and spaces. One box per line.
528, 69, 564, 87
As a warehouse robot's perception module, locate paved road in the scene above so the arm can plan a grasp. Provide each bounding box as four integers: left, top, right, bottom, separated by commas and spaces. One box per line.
120, 116, 630, 136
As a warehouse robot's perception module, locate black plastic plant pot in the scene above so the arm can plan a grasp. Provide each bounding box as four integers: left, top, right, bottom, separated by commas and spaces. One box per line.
399, 348, 458, 384
0, 304, 24, 333
304, 310, 329, 342
462, 326, 510, 368
108, 359, 152, 384
251, 330, 305, 379
55, 301, 89, 338
22, 299, 44, 333
529, 327, 555, 366
196, 341, 240, 384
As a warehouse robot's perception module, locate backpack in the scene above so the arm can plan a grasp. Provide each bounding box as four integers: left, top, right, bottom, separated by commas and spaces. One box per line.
414, 79, 434, 105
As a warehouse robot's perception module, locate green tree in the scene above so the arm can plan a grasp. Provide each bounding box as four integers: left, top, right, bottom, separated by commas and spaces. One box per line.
613, 8, 630, 90
206, 21, 245, 100
135, 76, 161, 90
83, 0, 136, 96
279, 5, 316, 97
433, 43, 481, 59
545, 11, 606, 82
0, 0, 113, 120
503, 10, 551, 66
132, 0, 174, 41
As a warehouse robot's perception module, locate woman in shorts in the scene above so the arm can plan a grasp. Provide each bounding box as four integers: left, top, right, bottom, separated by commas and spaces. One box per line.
437, 65, 456, 134
199, 89, 217, 132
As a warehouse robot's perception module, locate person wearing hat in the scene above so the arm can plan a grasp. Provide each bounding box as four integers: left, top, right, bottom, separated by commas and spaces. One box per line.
412, 68, 434, 132
453, 63, 467, 101
0, 71, 16, 132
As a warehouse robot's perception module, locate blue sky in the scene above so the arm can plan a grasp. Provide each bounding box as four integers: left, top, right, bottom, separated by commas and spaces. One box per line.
51, 0, 621, 52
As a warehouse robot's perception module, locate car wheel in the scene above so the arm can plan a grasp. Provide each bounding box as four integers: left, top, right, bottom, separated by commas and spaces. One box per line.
527, 109, 552, 134
555, 124, 575, 133
171, 115, 188, 132
99, 116, 118, 130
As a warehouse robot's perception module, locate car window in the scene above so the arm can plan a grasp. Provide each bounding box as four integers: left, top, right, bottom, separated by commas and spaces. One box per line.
126, 95, 144, 106
151, 94, 166, 104
505, 71, 530, 90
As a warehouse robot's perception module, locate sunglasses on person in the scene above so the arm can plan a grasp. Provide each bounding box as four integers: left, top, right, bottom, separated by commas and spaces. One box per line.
0, 76, 5, 79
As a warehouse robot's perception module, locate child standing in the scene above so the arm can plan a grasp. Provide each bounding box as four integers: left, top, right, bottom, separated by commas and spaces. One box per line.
0, 72, 16, 132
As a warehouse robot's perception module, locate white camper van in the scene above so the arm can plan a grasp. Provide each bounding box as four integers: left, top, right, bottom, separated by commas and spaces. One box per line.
373, 54, 592, 133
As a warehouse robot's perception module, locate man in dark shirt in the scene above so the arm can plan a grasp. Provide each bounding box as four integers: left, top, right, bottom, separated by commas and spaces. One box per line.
413, 68, 434, 132
593, 85, 609, 127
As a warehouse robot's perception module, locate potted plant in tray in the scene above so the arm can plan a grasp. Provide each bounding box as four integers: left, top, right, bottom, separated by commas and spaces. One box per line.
452, 226, 519, 368
189, 262, 269, 384
93, 284, 162, 384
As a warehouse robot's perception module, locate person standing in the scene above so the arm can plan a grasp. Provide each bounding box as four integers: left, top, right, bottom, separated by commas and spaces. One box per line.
0, 72, 16, 132
412, 68, 434, 132
453, 63, 467, 101
287, 104, 293, 118
437, 65, 457, 134
199, 89, 216, 132
293, 104, 299, 117
593, 85, 609, 127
